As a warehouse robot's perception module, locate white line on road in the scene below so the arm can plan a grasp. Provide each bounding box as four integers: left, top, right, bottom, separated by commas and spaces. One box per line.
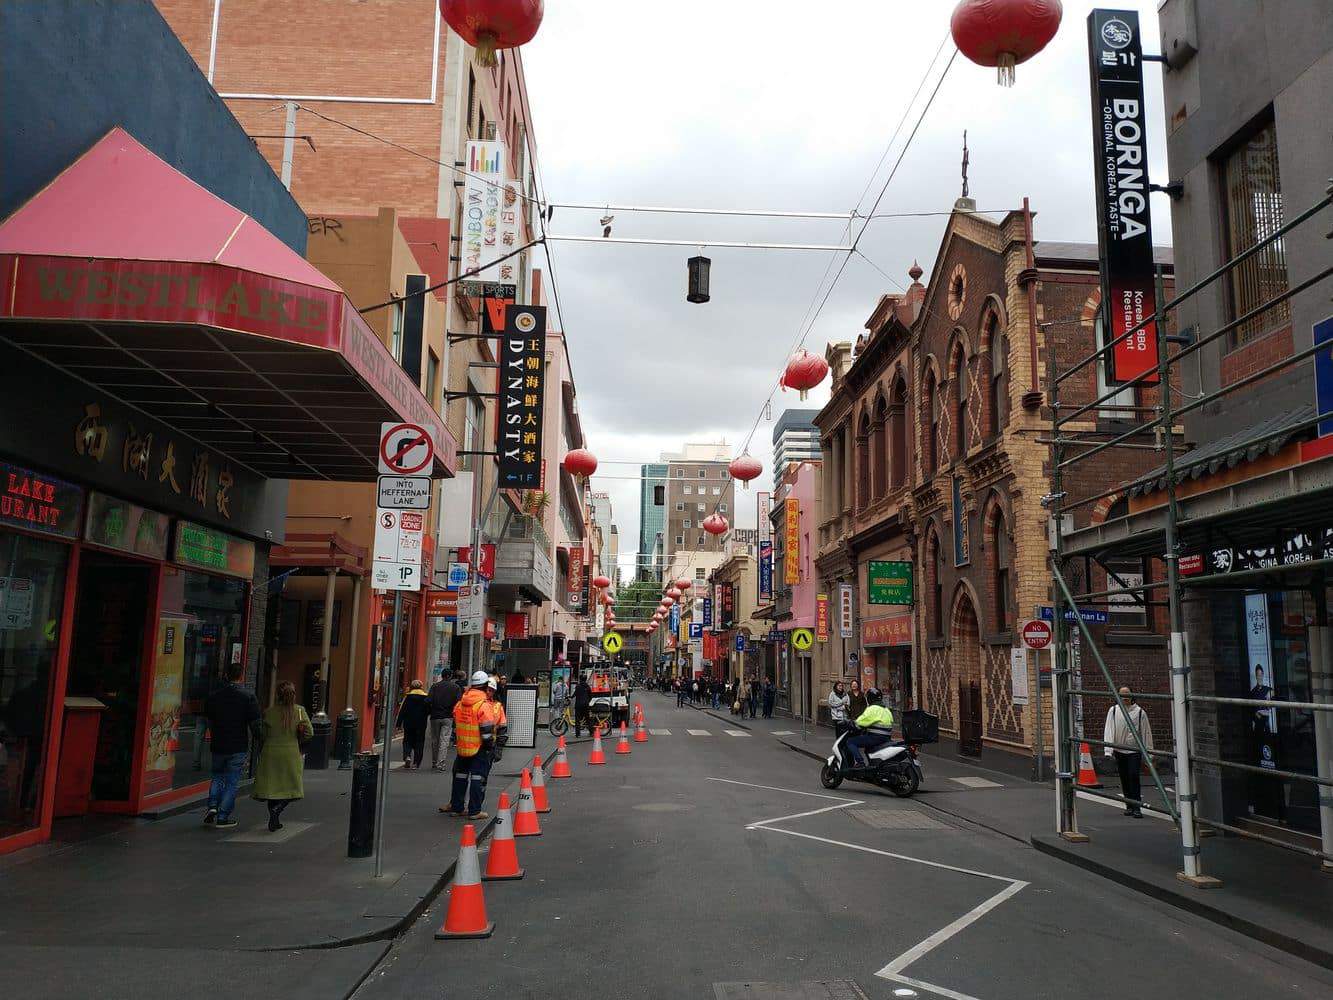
706, 776, 855, 802
876, 879, 1028, 977
771, 730, 796, 735
948, 776, 1002, 789
648, 728, 671, 735
724, 729, 751, 737
687, 729, 712, 736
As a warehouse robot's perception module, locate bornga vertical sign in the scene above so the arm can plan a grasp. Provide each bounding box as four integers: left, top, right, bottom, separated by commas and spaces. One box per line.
498, 305, 547, 488
1088, 9, 1160, 385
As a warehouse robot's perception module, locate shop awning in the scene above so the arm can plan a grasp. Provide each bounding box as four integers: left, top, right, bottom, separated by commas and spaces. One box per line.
0, 128, 455, 481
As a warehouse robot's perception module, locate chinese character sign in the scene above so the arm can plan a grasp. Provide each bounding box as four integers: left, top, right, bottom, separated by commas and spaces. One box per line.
867, 561, 913, 605
702, 596, 713, 627
721, 583, 736, 629
816, 593, 829, 642
838, 584, 854, 638
498, 305, 546, 488
784, 498, 801, 586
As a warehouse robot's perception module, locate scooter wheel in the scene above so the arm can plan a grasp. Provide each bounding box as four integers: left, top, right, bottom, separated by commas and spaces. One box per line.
891, 768, 921, 798
819, 763, 843, 789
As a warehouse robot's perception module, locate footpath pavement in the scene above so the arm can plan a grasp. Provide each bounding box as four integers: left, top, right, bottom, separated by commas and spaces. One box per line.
0, 730, 555, 1000
673, 691, 1333, 972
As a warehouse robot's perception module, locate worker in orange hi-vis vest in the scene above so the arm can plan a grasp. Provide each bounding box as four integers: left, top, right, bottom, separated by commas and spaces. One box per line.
439, 672, 507, 821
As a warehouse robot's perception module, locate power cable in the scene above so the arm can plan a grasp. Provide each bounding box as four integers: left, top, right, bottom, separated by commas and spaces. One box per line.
357, 236, 545, 313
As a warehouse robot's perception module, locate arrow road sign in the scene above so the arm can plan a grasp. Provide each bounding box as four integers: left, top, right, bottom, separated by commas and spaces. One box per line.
379, 422, 434, 476
791, 628, 814, 651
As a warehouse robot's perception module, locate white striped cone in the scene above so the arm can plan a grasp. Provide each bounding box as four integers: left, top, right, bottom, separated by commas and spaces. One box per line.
530, 756, 551, 813
435, 823, 495, 938
512, 769, 542, 836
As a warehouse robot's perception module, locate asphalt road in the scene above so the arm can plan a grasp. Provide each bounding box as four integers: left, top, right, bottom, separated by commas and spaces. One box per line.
353, 699, 1333, 1000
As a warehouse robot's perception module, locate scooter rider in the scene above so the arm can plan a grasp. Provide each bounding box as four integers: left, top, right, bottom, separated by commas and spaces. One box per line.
846, 688, 895, 768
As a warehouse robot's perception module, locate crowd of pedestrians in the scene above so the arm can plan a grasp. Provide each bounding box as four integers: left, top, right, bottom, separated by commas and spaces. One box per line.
662, 674, 777, 719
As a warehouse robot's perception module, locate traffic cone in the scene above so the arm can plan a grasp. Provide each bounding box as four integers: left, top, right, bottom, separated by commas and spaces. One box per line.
633, 715, 648, 743
482, 793, 524, 881
588, 729, 607, 765
550, 735, 573, 778
434, 824, 495, 939
530, 755, 552, 813
512, 768, 543, 837
1076, 742, 1103, 788
615, 720, 632, 755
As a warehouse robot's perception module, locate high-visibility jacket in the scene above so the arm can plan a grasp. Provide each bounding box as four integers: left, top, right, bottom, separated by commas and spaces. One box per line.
454, 688, 491, 757
855, 705, 895, 731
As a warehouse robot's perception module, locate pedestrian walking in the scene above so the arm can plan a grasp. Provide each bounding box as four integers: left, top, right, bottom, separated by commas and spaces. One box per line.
575, 673, 594, 736
848, 679, 868, 723
251, 681, 311, 832
428, 670, 462, 771
495, 673, 509, 708
711, 679, 722, 710
691, 679, 699, 704
762, 678, 776, 719
827, 681, 851, 735
747, 678, 760, 719
552, 674, 569, 720
396, 679, 431, 769
1104, 687, 1154, 817
675, 678, 686, 708
440, 671, 507, 821
202, 661, 261, 830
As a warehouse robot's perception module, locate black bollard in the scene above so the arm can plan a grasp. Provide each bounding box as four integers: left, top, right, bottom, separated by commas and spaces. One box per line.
334, 708, 359, 770
304, 711, 333, 769
347, 750, 379, 858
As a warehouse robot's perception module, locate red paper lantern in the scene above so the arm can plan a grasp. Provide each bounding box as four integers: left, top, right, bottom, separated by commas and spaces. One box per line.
602, 592, 614, 606
675, 578, 693, 591
439, 0, 544, 68
660, 596, 674, 608
666, 587, 682, 599
562, 448, 598, 480
728, 454, 763, 491
950, 0, 1063, 87
592, 575, 611, 590
780, 349, 830, 401
703, 513, 729, 536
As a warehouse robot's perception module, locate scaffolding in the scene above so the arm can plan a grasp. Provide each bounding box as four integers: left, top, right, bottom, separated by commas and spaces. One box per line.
1046, 183, 1333, 883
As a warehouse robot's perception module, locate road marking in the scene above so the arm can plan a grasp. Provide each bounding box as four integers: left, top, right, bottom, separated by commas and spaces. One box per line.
649, 728, 671, 735
687, 729, 712, 736
771, 730, 796, 735
724, 729, 750, 737
712, 775, 1026, 1000
948, 776, 1002, 789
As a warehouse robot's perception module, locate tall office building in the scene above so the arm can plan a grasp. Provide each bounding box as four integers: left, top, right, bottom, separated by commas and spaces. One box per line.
662, 443, 736, 560
589, 491, 615, 582
638, 462, 667, 582
772, 409, 821, 486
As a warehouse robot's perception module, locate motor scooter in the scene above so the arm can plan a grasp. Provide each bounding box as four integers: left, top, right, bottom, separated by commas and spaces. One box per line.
820, 726, 923, 797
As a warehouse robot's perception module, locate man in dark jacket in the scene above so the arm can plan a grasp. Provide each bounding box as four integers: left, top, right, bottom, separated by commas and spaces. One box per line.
203, 662, 261, 829
574, 673, 594, 737
762, 678, 776, 719
428, 672, 462, 771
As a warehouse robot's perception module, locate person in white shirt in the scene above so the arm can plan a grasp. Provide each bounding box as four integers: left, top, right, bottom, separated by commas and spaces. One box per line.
1104, 686, 1154, 817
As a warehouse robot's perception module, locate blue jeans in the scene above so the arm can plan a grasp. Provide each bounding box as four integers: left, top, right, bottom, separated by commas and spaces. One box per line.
450, 751, 492, 815
847, 732, 893, 767
208, 751, 248, 819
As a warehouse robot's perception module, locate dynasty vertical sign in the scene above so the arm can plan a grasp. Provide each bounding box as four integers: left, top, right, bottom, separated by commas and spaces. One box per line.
1088, 9, 1160, 385
498, 305, 546, 488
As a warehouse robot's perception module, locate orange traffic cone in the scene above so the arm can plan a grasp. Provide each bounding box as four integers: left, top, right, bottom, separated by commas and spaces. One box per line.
530, 755, 551, 813
551, 736, 573, 778
1076, 742, 1103, 788
482, 793, 524, 881
434, 824, 495, 939
588, 728, 607, 765
633, 715, 648, 743
512, 768, 543, 837
615, 720, 632, 755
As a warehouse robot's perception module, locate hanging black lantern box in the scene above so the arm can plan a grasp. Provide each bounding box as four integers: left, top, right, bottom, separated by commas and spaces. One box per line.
686, 255, 711, 303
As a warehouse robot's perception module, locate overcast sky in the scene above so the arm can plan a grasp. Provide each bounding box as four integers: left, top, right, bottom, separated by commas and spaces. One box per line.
521, 1, 1169, 580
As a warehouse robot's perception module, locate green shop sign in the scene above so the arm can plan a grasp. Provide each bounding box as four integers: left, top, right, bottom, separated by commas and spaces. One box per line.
867, 560, 913, 605
174, 520, 255, 579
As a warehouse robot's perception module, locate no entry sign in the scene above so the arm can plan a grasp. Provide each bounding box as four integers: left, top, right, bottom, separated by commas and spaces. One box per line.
1020, 619, 1053, 650
379, 422, 434, 476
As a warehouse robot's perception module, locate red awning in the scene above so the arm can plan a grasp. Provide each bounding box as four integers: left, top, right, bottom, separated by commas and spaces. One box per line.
0, 128, 455, 481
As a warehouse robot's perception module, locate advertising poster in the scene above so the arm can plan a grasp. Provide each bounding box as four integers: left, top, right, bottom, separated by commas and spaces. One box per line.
1244, 593, 1278, 738
459, 139, 521, 296
1087, 8, 1160, 384
144, 615, 189, 797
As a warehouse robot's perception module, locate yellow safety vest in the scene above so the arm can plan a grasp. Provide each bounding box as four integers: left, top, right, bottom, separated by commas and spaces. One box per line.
453, 689, 488, 757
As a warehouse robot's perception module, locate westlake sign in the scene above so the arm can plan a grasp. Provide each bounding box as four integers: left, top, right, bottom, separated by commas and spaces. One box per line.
1087, 8, 1160, 385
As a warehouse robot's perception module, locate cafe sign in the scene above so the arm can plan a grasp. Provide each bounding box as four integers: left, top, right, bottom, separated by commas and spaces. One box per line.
867, 560, 913, 605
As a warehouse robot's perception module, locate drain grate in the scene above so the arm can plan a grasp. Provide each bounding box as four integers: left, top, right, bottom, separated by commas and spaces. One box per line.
844, 808, 949, 831
713, 980, 870, 999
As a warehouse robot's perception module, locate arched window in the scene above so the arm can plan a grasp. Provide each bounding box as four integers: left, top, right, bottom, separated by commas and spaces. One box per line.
871, 396, 887, 499
990, 318, 1010, 436
953, 343, 970, 458
925, 371, 939, 475
990, 506, 1012, 630
856, 412, 871, 510
929, 529, 944, 636
889, 378, 907, 490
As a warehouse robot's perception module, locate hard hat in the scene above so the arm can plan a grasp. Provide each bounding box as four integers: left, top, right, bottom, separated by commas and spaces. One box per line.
470, 670, 490, 687
487, 677, 498, 691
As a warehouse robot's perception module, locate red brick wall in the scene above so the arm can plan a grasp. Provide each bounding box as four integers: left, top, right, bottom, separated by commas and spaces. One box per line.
1220, 325, 1293, 390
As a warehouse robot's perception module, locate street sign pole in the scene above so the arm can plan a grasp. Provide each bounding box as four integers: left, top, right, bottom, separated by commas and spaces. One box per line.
373, 589, 403, 878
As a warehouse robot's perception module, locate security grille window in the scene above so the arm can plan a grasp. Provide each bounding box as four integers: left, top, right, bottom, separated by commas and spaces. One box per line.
1222, 120, 1289, 346
1095, 314, 1136, 418
1106, 557, 1147, 626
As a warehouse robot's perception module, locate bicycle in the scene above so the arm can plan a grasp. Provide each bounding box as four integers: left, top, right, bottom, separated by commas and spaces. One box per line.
548, 701, 611, 736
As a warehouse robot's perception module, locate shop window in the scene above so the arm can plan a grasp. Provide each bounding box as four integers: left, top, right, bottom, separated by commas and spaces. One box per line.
1221, 119, 1289, 346
0, 530, 70, 839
